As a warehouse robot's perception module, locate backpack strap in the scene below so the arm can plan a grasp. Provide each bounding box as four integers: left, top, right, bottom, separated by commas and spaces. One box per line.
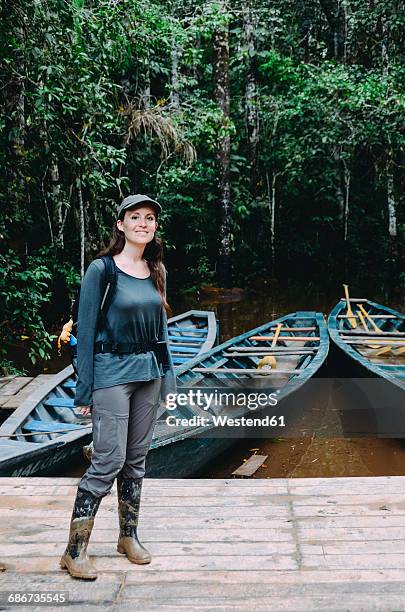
97, 255, 118, 347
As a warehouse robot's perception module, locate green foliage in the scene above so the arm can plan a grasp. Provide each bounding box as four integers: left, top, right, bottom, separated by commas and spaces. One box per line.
1, 0, 404, 373
0, 249, 57, 365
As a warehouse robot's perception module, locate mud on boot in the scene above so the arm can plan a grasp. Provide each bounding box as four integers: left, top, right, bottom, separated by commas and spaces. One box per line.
60, 488, 102, 580
116, 475, 151, 564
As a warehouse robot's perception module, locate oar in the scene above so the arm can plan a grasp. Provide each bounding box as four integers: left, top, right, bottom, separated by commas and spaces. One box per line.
356, 303, 390, 355
257, 323, 283, 370
357, 310, 368, 332
392, 347, 405, 356
343, 284, 357, 328
356, 309, 384, 350
357, 304, 382, 333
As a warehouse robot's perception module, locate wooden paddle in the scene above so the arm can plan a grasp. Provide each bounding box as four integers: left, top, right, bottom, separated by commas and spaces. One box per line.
355, 309, 381, 350
257, 323, 283, 370
355, 303, 391, 355
343, 284, 357, 328
357, 304, 381, 333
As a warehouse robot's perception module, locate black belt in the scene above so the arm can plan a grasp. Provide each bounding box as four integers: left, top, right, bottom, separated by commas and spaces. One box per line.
94, 340, 158, 355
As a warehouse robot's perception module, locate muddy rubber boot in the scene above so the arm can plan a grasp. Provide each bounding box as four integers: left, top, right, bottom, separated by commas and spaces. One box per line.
60, 488, 102, 580
116, 476, 151, 564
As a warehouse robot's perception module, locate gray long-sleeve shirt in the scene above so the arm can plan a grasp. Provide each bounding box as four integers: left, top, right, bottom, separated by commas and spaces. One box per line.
74, 258, 176, 407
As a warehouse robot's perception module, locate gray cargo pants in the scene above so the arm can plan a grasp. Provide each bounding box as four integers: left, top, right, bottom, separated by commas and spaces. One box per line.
79, 378, 161, 497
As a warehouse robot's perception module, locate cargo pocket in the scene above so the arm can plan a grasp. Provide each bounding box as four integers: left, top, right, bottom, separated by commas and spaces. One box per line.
93, 412, 118, 455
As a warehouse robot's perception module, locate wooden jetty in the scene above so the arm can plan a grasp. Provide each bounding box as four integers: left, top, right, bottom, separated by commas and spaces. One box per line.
2, 477, 405, 610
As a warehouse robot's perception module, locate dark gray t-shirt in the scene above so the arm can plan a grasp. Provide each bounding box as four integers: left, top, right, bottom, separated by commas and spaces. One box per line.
74, 258, 176, 406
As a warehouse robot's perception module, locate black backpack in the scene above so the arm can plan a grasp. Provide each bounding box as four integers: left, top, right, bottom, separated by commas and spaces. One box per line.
70, 255, 117, 371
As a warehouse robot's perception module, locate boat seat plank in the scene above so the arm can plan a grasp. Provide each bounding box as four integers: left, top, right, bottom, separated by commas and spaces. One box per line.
61, 380, 76, 389
192, 368, 298, 374
169, 346, 200, 354
168, 335, 206, 343
170, 327, 207, 333
250, 336, 320, 342
22, 420, 83, 433
338, 314, 399, 319
347, 340, 405, 347
225, 351, 315, 357
341, 330, 405, 337
43, 397, 75, 409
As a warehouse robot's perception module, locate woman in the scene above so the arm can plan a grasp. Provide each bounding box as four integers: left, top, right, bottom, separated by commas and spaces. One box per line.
60, 194, 176, 580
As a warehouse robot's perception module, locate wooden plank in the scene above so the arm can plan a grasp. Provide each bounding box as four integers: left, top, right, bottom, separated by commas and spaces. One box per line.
0, 494, 291, 509
1, 375, 56, 409
104, 568, 405, 584
4, 555, 298, 572
342, 330, 405, 337
249, 336, 320, 342
0, 484, 287, 496
340, 298, 368, 302
345, 339, 405, 346
224, 352, 311, 358
341, 335, 405, 342
0, 375, 17, 384
302, 553, 405, 570
1, 527, 294, 544
120, 582, 405, 598
232, 454, 268, 477
117, 595, 405, 610
0, 541, 301, 557
0, 376, 34, 396
192, 368, 298, 374
227, 347, 315, 352
266, 327, 317, 332
0, 506, 291, 519
1, 517, 292, 532
226, 349, 315, 354
338, 314, 398, 319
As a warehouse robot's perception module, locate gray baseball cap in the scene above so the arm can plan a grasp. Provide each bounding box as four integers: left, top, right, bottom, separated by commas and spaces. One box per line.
117, 194, 162, 219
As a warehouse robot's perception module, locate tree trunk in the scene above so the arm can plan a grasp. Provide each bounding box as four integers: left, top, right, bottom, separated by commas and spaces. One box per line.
381, 11, 389, 75
387, 160, 397, 241
213, 5, 232, 287
50, 155, 64, 248
318, 0, 344, 59
243, 6, 259, 196
266, 172, 278, 278
385, 157, 398, 296
343, 161, 350, 243
76, 175, 85, 279
170, 45, 181, 109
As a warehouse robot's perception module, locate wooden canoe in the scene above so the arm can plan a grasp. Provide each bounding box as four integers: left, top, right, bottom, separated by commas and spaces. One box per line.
328, 299, 405, 391
146, 311, 329, 476
0, 310, 218, 477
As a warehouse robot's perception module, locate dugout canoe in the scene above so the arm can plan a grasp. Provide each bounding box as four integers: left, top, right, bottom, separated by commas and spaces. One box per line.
328, 298, 405, 391
167, 309, 218, 365
0, 310, 218, 477
146, 311, 329, 476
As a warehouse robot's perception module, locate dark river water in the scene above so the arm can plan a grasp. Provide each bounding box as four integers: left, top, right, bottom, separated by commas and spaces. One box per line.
10, 283, 405, 479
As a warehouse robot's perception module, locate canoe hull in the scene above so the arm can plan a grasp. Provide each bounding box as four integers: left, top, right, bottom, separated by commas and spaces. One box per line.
0, 432, 92, 477
328, 299, 405, 437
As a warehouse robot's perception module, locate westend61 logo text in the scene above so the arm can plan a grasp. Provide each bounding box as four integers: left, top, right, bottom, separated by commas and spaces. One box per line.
165, 390, 279, 411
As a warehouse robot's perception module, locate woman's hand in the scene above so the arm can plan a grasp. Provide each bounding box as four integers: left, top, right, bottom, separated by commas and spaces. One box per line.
77, 405, 92, 417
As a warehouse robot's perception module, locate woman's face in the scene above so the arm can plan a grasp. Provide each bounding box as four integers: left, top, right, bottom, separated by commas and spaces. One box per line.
117, 205, 158, 246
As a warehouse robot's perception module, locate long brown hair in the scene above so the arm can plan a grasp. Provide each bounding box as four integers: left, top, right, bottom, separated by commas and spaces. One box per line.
96, 217, 170, 314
